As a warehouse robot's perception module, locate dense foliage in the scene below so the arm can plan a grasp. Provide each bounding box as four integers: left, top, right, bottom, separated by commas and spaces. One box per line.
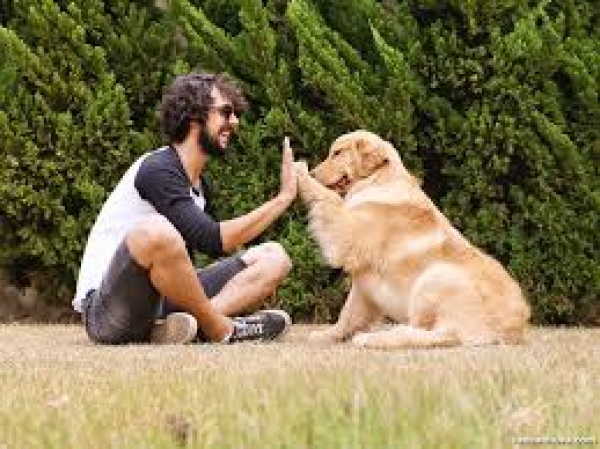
1, 0, 598, 323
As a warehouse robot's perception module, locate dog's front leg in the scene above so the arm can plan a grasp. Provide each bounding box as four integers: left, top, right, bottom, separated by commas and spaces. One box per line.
294, 162, 352, 268
310, 283, 381, 343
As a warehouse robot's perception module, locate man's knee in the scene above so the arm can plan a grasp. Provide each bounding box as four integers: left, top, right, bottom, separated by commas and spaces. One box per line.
242, 241, 293, 280
267, 242, 293, 278
126, 215, 186, 266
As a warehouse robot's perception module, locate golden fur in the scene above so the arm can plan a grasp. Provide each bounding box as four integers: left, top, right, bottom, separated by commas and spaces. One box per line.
295, 130, 530, 349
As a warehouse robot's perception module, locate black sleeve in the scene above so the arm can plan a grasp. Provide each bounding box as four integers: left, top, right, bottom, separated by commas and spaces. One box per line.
134, 157, 224, 257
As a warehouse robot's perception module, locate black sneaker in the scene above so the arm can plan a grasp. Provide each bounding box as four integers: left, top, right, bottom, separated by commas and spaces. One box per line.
226, 309, 292, 343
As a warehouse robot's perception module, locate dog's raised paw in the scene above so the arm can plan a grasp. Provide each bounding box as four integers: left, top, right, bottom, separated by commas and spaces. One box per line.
293, 161, 309, 176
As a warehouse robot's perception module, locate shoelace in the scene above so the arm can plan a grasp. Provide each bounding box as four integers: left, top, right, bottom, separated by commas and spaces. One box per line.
234, 321, 265, 339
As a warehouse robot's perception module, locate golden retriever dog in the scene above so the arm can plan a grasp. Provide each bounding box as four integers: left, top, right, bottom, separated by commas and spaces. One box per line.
294, 130, 530, 349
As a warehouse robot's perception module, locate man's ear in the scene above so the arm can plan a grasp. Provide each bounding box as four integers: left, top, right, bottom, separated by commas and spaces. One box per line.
356, 138, 389, 176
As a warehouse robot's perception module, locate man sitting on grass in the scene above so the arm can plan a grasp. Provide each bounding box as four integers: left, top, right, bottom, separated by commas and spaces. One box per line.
73, 72, 297, 345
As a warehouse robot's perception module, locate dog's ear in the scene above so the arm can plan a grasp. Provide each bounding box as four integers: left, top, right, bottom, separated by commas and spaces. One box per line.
356, 138, 389, 176
380, 139, 422, 187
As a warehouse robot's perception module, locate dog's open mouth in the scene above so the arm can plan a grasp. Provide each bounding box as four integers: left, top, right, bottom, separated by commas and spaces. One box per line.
328, 175, 352, 195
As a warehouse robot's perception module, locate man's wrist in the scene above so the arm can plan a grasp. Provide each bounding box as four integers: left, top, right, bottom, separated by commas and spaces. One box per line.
275, 192, 295, 207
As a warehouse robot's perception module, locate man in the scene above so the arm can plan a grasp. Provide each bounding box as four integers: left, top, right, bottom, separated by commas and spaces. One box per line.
73, 72, 297, 344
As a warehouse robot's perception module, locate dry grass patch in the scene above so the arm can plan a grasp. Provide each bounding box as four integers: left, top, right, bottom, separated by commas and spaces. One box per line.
0, 325, 598, 448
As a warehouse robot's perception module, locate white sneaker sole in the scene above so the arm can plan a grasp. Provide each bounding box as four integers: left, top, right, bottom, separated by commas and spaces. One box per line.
150, 312, 198, 344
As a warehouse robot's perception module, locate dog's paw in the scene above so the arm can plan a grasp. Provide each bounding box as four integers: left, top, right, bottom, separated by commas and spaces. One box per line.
308, 328, 341, 344
351, 332, 372, 347
293, 160, 310, 177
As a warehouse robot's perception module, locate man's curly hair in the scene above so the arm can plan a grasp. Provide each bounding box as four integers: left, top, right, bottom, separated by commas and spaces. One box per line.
160, 72, 248, 143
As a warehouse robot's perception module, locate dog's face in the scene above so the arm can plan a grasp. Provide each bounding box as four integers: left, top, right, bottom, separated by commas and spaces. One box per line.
312, 131, 391, 196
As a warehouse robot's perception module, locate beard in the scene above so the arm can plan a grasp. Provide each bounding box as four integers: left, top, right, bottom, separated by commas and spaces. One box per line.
200, 126, 234, 158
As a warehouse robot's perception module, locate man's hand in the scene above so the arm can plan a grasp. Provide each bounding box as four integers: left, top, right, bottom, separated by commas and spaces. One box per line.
278, 136, 298, 203
219, 137, 299, 251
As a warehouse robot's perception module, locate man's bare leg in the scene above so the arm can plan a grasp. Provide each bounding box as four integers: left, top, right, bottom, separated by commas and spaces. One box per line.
210, 242, 293, 317
126, 216, 233, 342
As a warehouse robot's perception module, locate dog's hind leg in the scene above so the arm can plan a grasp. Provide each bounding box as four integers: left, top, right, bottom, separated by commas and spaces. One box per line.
310, 283, 382, 343
351, 324, 460, 350
407, 266, 498, 346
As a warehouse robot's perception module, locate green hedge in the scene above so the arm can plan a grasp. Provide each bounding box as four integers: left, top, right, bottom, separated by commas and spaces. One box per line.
1, 0, 598, 324
0, 0, 178, 299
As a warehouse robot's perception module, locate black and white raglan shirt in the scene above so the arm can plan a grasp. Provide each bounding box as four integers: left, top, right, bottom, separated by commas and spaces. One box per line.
73, 146, 223, 312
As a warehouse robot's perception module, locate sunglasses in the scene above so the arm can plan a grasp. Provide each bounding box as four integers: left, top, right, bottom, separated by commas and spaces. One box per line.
210, 104, 241, 120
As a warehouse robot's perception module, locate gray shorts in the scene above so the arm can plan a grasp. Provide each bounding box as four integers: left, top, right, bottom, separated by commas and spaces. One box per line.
82, 242, 246, 344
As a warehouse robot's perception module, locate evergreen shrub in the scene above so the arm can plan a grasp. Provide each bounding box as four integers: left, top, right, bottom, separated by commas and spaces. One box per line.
1, 0, 598, 323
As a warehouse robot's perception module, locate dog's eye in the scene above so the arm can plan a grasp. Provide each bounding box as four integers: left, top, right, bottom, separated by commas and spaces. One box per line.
332, 149, 342, 157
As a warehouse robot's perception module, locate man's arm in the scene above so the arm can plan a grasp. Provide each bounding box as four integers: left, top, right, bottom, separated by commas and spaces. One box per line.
219, 138, 297, 253
135, 152, 224, 257
219, 194, 293, 252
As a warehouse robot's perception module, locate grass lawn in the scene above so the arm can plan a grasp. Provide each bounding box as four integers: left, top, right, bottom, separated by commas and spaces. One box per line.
0, 324, 597, 448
